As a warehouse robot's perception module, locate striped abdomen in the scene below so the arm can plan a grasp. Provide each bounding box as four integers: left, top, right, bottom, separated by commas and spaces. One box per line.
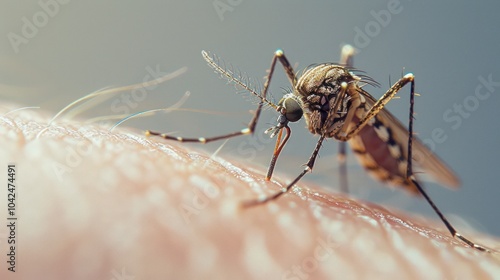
347, 106, 419, 194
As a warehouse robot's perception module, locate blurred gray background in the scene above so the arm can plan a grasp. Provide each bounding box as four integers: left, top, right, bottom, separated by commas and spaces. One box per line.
1, 1, 499, 236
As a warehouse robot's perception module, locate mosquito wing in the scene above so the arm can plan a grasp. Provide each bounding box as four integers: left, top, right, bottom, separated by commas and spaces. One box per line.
358, 89, 460, 188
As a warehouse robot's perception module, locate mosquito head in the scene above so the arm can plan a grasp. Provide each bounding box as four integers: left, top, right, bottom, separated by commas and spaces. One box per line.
294, 64, 358, 136
266, 93, 303, 138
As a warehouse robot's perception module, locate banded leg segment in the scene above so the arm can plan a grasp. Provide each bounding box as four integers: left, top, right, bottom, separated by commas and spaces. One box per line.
145, 128, 253, 143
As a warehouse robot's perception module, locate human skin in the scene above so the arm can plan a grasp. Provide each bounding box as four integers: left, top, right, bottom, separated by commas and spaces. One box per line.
1, 104, 499, 280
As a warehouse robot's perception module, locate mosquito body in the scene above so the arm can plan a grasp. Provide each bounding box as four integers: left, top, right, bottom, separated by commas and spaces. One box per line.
300, 63, 460, 193
146, 46, 488, 252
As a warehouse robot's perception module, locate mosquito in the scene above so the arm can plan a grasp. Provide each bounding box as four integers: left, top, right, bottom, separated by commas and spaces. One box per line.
146, 45, 488, 252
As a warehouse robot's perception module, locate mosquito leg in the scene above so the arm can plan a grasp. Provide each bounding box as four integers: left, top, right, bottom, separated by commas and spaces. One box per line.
243, 135, 326, 207
337, 45, 355, 193
409, 178, 488, 252
406, 78, 416, 178
404, 80, 488, 252
146, 82, 264, 143
146, 128, 254, 143
146, 82, 265, 143
272, 49, 297, 85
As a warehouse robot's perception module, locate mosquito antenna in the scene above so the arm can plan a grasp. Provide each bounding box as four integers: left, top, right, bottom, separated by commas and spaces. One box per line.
202, 51, 278, 110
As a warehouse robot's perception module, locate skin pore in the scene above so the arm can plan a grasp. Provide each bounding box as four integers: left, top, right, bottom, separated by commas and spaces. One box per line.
1, 103, 499, 279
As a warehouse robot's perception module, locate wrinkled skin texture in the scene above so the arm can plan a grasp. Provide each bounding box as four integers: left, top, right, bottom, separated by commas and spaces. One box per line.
1, 104, 499, 280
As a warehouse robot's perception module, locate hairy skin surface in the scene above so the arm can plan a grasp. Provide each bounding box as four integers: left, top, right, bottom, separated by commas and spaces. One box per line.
1, 104, 499, 280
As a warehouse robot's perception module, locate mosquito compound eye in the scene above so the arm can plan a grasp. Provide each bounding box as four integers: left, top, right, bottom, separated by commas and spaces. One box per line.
282, 97, 303, 122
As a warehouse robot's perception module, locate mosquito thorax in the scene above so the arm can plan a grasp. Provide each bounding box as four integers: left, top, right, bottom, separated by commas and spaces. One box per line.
296, 65, 352, 97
